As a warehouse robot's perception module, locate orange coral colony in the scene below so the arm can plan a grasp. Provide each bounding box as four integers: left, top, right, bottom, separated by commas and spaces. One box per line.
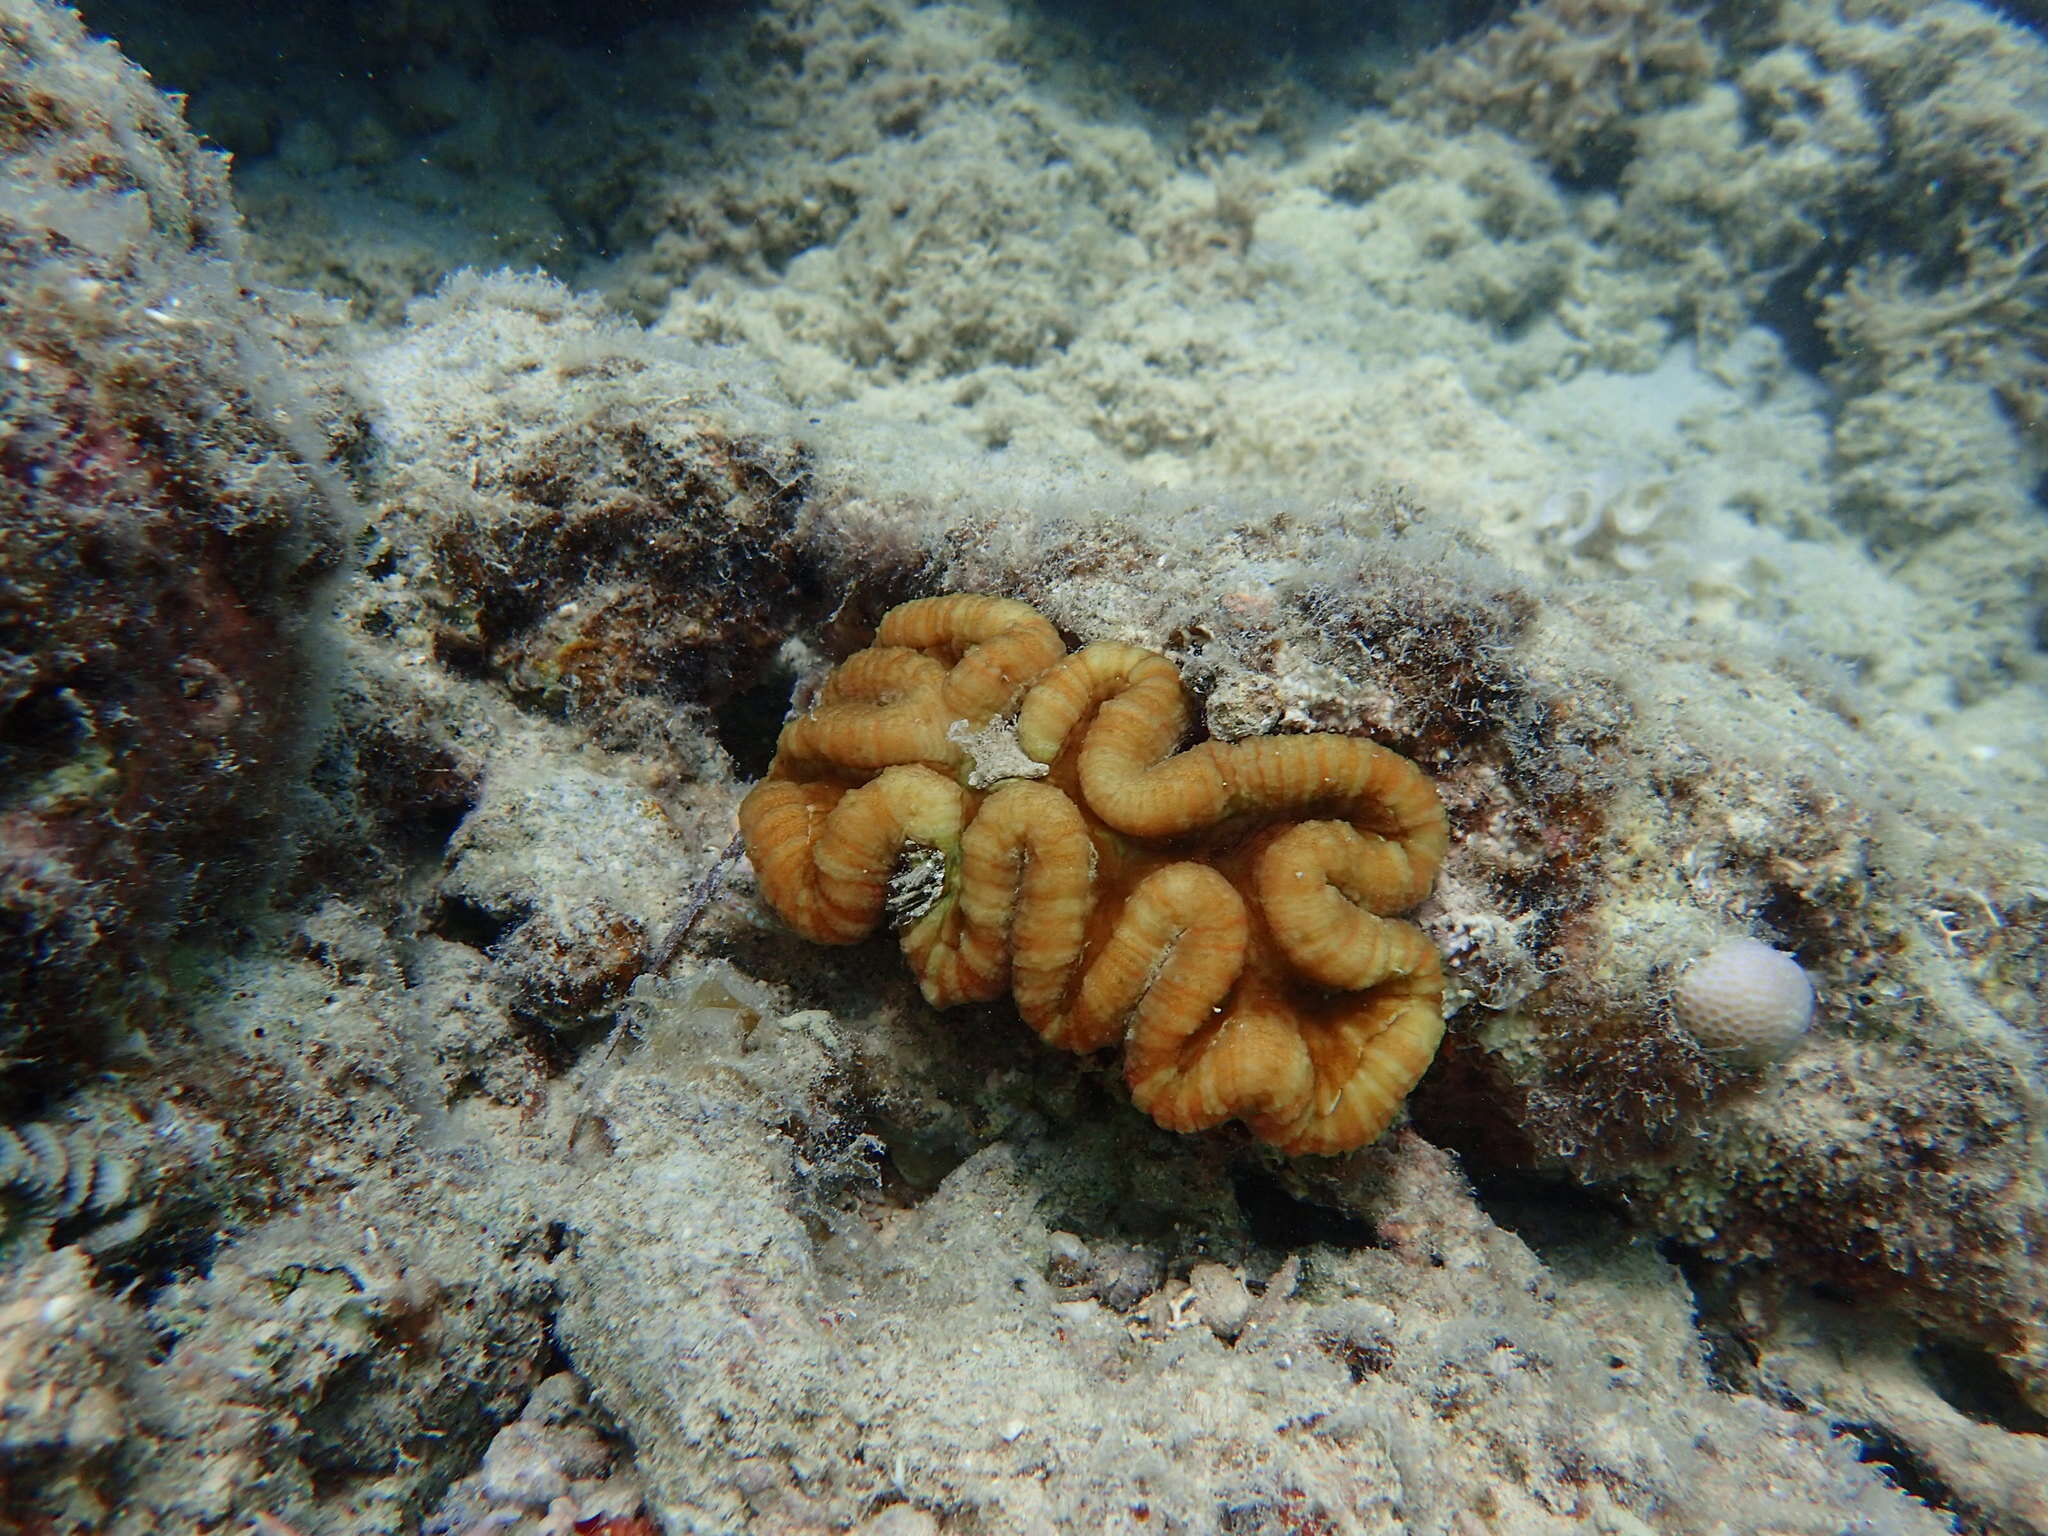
738, 594, 1449, 1154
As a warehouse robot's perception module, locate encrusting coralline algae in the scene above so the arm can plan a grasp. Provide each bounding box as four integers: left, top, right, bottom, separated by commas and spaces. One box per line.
3, 0, 2046, 1532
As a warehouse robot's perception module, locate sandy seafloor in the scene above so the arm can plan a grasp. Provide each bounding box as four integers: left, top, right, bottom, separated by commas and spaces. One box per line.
3, 0, 2048, 1532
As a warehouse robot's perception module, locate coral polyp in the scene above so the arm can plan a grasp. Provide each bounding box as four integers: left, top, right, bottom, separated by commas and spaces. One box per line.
1673, 938, 1815, 1060
740, 594, 1448, 1153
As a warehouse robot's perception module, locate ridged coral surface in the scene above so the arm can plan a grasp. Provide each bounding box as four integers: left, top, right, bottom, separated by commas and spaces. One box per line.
740, 595, 1448, 1153
6, 0, 2048, 1531
1672, 938, 1815, 1059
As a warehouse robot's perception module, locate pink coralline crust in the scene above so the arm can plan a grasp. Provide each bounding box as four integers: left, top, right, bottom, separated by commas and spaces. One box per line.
0, 1, 344, 1065
0, 368, 321, 1060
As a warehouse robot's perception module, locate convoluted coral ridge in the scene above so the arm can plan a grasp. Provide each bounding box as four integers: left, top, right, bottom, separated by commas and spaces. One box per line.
791, 503, 2048, 1474
740, 595, 1448, 1153
1, 6, 2044, 1533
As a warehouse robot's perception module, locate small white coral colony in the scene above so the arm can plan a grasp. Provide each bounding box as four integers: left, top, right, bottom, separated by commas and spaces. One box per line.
1532, 469, 1700, 572
1673, 938, 1815, 1060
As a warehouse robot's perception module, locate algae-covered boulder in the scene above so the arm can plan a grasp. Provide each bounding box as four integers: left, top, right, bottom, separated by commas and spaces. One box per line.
0, 0, 349, 1065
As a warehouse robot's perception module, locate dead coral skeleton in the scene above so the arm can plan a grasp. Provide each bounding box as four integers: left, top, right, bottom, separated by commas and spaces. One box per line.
1400, 0, 1715, 173
0, 1123, 137, 1220
739, 594, 1448, 1154
0, 1119, 157, 1253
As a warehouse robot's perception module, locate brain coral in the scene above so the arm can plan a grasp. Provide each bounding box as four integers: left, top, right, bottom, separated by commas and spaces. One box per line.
1672, 937, 1814, 1060
739, 595, 1448, 1154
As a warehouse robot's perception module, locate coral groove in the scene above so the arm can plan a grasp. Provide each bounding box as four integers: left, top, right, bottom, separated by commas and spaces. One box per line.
740, 595, 1448, 1153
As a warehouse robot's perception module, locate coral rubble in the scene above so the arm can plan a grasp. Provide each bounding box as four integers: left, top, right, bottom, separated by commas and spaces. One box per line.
3, 0, 2046, 1533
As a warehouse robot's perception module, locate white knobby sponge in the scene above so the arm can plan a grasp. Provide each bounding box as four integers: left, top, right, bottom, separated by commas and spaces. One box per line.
1673, 938, 1814, 1059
